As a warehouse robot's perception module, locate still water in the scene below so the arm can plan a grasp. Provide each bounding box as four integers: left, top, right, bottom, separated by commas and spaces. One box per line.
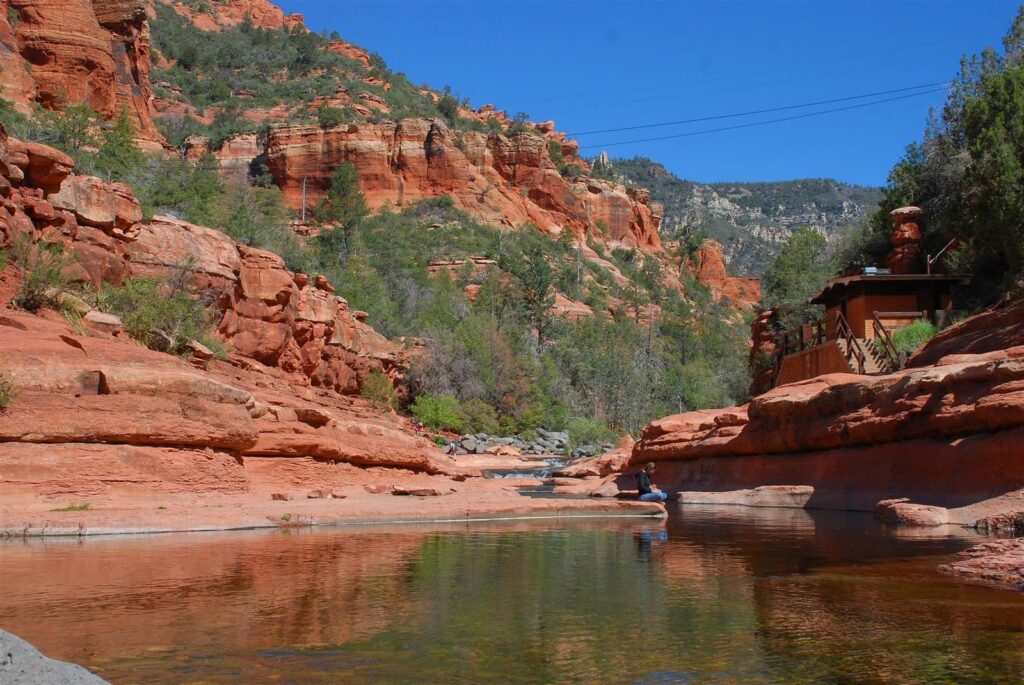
2, 506, 1023, 684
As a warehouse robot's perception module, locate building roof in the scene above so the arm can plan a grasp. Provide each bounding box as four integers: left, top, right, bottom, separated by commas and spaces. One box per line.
809, 273, 971, 305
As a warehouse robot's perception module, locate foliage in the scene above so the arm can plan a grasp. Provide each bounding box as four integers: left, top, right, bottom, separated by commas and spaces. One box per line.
457, 398, 501, 435
94, 108, 144, 182
98, 267, 216, 354
8, 233, 73, 312
890, 319, 938, 356
409, 394, 465, 432
312, 162, 369, 265
499, 230, 556, 344
761, 227, 830, 330
361, 369, 397, 411
565, 417, 616, 451
50, 502, 91, 512
0, 373, 12, 411
317, 104, 352, 129
842, 7, 1024, 297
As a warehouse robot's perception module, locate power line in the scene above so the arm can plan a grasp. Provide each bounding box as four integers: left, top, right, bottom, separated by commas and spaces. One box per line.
577, 87, 947, 150
568, 81, 949, 136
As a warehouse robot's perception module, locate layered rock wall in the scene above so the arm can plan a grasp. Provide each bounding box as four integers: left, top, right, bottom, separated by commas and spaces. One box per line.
628, 330, 1024, 520
264, 120, 663, 249
2, 0, 162, 147
0, 125, 397, 395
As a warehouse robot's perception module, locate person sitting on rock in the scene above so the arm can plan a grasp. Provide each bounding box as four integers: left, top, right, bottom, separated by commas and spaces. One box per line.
636, 462, 668, 502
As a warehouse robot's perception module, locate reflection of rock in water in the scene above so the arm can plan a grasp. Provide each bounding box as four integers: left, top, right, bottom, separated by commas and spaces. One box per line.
0, 630, 109, 684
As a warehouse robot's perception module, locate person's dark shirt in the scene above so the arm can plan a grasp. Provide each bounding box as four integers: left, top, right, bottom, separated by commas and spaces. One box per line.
636, 471, 653, 495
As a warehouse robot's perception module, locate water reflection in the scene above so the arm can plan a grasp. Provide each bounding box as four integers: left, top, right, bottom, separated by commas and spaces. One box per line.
1, 509, 1022, 684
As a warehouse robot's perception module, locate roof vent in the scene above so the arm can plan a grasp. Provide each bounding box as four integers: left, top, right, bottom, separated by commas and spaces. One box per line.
862, 267, 892, 276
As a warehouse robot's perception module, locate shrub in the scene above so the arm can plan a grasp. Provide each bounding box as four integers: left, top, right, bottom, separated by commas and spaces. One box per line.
409, 394, 465, 432
457, 397, 500, 434
566, 416, 617, 450
9, 234, 73, 312
890, 319, 938, 356
317, 104, 351, 129
361, 368, 397, 411
198, 333, 231, 360
0, 373, 13, 411
99, 270, 215, 354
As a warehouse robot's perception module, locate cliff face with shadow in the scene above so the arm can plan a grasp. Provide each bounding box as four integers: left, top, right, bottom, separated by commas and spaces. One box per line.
626, 298, 1024, 524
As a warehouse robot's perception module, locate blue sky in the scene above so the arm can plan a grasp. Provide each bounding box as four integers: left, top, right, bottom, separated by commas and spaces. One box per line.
277, 1, 1020, 187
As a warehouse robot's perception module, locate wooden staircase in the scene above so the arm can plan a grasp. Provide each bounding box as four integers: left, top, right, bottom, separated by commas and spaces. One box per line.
835, 337, 894, 375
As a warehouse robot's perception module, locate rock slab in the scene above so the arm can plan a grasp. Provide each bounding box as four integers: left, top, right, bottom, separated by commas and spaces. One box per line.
0, 629, 109, 684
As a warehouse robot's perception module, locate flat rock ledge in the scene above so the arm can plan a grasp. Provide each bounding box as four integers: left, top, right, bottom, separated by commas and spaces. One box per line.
939, 538, 1024, 592
0, 629, 109, 684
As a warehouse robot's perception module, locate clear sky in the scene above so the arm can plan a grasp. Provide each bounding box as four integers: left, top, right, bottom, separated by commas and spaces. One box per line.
277, 1, 1020, 187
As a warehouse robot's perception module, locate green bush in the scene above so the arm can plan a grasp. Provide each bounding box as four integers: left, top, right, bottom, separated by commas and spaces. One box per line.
361, 369, 397, 411
410, 394, 465, 432
0, 373, 13, 411
566, 416, 617, 450
98, 271, 215, 355
457, 398, 500, 434
9, 234, 73, 312
890, 319, 938, 356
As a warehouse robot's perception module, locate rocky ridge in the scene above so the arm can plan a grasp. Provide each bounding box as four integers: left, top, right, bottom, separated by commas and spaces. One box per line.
613, 158, 881, 276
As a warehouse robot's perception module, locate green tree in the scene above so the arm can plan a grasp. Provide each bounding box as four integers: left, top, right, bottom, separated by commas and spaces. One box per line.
94, 107, 144, 182
312, 162, 369, 266
761, 227, 830, 330
500, 235, 555, 345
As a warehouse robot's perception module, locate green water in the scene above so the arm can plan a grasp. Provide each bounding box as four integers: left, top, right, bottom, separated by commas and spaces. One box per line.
1, 506, 1023, 684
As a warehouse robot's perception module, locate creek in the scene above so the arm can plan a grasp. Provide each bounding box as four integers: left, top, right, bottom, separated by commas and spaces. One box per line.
1, 506, 1022, 684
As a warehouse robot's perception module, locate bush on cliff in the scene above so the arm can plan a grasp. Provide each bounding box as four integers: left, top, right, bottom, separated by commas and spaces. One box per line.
8, 234, 73, 312
0, 373, 13, 411
98, 266, 217, 355
361, 369, 397, 411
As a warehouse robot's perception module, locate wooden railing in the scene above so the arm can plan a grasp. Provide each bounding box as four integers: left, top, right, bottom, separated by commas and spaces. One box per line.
871, 310, 926, 372
835, 311, 867, 374
771, 319, 827, 386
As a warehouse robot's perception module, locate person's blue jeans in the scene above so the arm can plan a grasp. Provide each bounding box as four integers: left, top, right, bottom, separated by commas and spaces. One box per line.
640, 491, 668, 502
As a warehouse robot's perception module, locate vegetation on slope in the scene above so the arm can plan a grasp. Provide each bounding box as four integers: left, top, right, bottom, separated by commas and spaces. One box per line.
148, 4, 508, 148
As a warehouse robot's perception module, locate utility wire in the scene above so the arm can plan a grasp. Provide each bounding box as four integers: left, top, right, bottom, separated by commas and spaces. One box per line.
577, 87, 947, 150
568, 81, 949, 136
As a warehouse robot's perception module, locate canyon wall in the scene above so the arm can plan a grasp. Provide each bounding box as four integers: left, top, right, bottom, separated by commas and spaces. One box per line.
1, 0, 162, 148
264, 121, 663, 249
624, 306, 1024, 523
159, 0, 305, 32
0, 126, 397, 395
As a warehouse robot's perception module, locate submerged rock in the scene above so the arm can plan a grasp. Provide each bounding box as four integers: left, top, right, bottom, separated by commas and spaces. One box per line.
0, 629, 109, 684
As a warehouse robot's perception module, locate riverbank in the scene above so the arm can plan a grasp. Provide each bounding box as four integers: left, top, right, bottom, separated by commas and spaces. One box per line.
0, 470, 662, 537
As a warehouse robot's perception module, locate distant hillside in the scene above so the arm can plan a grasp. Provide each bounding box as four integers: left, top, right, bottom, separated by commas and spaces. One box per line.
612, 157, 882, 276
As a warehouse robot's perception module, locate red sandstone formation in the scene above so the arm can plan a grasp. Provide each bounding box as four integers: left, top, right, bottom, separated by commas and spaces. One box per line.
940, 539, 1024, 590
908, 294, 1024, 368
692, 239, 760, 307
0, 126, 664, 532
618, 330, 1024, 523
886, 206, 923, 275
263, 120, 663, 249
1, 0, 162, 148
327, 40, 371, 67
160, 0, 304, 32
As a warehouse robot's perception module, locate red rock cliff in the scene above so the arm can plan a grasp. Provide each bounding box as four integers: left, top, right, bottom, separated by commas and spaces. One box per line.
264, 120, 662, 249
0, 125, 397, 395
1, 0, 162, 148
623, 322, 1024, 524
